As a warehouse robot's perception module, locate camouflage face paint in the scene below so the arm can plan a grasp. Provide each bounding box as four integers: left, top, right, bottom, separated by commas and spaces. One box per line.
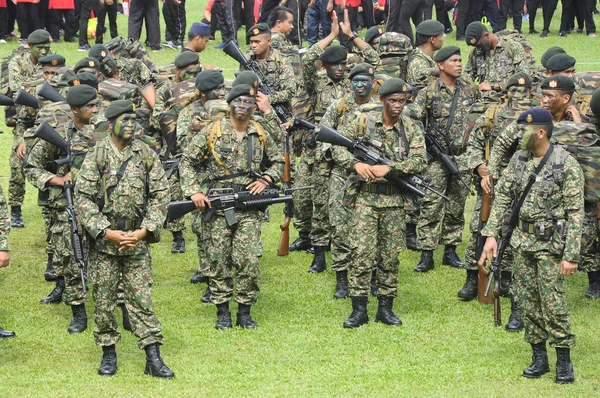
229, 96, 256, 121
32, 44, 51, 60
113, 113, 137, 142
519, 125, 537, 150
351, 75, 373, 98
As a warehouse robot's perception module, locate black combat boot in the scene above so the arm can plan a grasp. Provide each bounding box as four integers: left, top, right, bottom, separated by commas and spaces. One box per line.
40, 277, 65, 304
505, 297, 524, 332
98, 345, 117, 376
555, 347, 575, 384
370, 271, 378, 297
189, 270, 207, 284
171, 231, 185, 254
308, 246, 326, 273
68, 304, 88, 333
500, 271, 512, 297
343, 296, 369, 328
584, 270, 600, 299
442, 245, 465, 268
522, 342, 550, 378
236, 303, 258, 329
289, 235, 311, 251
215, 302, 232, 330
119, 303, 132, 331
414, 250, 434, 272
0, 322, 15, 338
10, 206, 24, 228
201, 286, 212, 303
333, 270, 348, 299
457, 270, 478, 300
44, 252, 57, 282
144, 343, 175, 378
375, 296, 402, 326
405, 223, 417, 251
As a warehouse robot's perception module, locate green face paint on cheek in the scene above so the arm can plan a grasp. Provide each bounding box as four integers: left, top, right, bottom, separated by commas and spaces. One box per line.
351, 77, 373, 97
114, 115, 136, 141
520, 126, 536, 150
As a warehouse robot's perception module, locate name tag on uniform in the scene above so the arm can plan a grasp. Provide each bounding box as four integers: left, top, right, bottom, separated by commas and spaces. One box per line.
370, 139, 382, 148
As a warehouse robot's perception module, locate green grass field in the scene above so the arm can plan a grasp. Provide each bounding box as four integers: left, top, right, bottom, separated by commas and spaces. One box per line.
1, 1, 600, 396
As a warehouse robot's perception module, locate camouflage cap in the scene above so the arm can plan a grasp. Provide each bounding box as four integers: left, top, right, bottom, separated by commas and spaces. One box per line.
28, 29, 51, 45
89, 44, 110, 62
541, 75, 575, 91
349, 63, 375, 80
319, 46, 348, 64
39, 54, 66, 67
540, 46, 566, 69
247, 23, 271, 38
195, 70, 224, 92
433, 46, 460, 62
74, 57, 102, 73
66, 84, 97, 107
506, 72, 533, 89
68, 72, 99, 90
232, 70, 259, 88
105, 99, 136, 120
465, 21, 485, 46
546, 54, 576, 72
174, 51, 200, 68
364, 26, 383, 44
227, 84, 256, 103
517, 108, 553, 125
416, 20, 445, 36
378, 78, 409, 97
590, 88, 600, 119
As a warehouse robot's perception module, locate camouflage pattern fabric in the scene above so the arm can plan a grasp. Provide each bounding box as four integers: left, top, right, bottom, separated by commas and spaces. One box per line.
377, 32, 413, 81
41, 205, 54, 256
0, 185, 10, 251
8, 135, 26, 207
8, 49, 39, 94
494, 29, 537, 78
116, 51, 156, 88
270, 32, 303, 88
573, 71, 600, 123
578, 203, 600, 272
245, 47, 296, 109
406, 47, 436, 95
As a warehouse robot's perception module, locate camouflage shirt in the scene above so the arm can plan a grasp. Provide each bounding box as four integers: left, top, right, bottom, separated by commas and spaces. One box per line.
270, 32, 303, 87
0, 186, 10, 251
406, 47, 436, 91
8, 50, 39, 94
245, 48, 296, 107
464, 37, 528, 88
116, 57, 155, 88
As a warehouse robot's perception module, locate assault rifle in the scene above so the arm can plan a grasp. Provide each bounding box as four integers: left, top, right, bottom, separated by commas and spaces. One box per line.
312, 120, 449, 200
34, 121, 80, 166
278, 129, 293, 256
476, 181, 494, 306
37, 82, 66, 103
0, 93, 14, 106
64, 180, 87, 294
14, 89, 40, 109
223, 41, 292, 122
162, 154, 181, 180
424, 132, 473, 194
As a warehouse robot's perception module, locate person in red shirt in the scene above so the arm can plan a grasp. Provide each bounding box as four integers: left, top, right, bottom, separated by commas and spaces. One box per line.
48, 0, 76, 42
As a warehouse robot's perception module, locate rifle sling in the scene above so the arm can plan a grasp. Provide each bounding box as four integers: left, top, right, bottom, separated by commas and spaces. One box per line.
429, 83, 461, 156
98, 155, 133, 211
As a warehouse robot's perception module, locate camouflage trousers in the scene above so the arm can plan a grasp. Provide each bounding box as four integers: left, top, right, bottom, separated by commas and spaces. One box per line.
310, 165, 331, 247
191, 211, 207, 276
578, 202, 600, 272
8, 137, 25, 207
513, 248, 575, 348
50, 209, 87, 305
42, 205, 54, 255
348, 193, 405, 297
202, 210, 261, 305
292, 154, 314, 239
88, 248, 164, 349
328, 171, 352, 272
166, 172, 185, 232
417, 160, 470, 250
404, 194, 421, 226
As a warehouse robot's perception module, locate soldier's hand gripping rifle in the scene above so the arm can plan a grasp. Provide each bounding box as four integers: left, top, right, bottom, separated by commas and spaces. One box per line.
311, 119, 449, 200
424, 132, 473, 194
64, 180, 87, 294
223, 41, 292, 122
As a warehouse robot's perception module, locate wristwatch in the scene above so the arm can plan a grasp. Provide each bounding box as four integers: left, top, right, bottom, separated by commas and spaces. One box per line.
100, 228, 107, 238
350, 32, 359, 41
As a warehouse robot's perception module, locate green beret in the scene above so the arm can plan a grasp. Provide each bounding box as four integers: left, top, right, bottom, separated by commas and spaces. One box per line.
227, 84, 256, 103
434, 46, 460, 62
378, 78, 410, 97
540, 46, 566, 69
506, 72, 533, 89
66, 84, 97, 107
68, 72, 99, 90
247, 23, 271, 38
174, 51, 200, 68
465, 21, 486, 46
319, 46, 348, 64
364, 26, 383, 44
74, 57, 102, 73
89, 44, 110, 62
232, 70, 259, 89
546, 54, 576, 72
28, 29, 51, 45
349, 63, 375, 80
105, 100, 136, 120
195, 70, 224, 92
416, 20, 445, 36
540, 75, 576, 91
39, 54, 66, 67
590, 88, 600, 119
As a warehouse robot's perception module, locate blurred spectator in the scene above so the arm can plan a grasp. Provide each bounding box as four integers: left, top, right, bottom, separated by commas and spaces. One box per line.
96, 0, 118, 44
16, 0, 42, 40
162, 0, 186, 50
128, 0, 162, 51
77, 0, 94, 51
0, 0, 7, 44
48, 0, 76, 42
259, 0, 301, 45
435, 0, 454, 33
212, 0, 236, 49
499, 0, 524, 32
374, 0, 386, 24
307, 0, 332, 46
526, 0, 541, 33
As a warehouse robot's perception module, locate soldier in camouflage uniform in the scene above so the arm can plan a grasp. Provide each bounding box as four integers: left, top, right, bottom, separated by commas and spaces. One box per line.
75, 100, 174, 378
331, 78, 427, 329
585, 89, 600, 297
269, 6, 303, 89
408, 46, 476, 272
179, 85, 284, 330
0, 185, 15, 339
480, 108, 583, 385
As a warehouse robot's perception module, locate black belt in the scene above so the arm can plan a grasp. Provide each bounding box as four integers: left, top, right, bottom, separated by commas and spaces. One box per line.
517, 219, 536, 234
111, 218, 143, 231
361, 182, 401, 195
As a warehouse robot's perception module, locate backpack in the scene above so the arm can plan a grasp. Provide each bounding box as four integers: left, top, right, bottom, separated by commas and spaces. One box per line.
105, 36, 159, 78
377, 32, 414, 80
494, 29, 537, 78
573, 71, 600, 122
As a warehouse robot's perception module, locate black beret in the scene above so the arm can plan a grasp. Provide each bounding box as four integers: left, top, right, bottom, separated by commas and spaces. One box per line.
546, 54, 576, 72
465, 21, 485, 46
105, 99, 136, 120
433, 46, 460, 62
416, 20, 445, 36
517, 108, 553, 125
195, 70, 224, 92
66, 84, 97, 107
89, 44, 110, 62
39, 54, 66, 67
378, 78, 410, 97
506, 72, 533, 89
540, 46, 566, 69
247, 23, 271, 38
232, 70, 259, 88
319, 46, 348, 64
189, 22, 211, 37
349, 63, 375, 80
364, 26, 383, 44
590, 88, 600, 119
227, 84, 256, 103
174, 51, 200, 68
541, 75, 576, 91
68, 72, 99, 90
74, 57, 102, 73
28, 29, 51, 45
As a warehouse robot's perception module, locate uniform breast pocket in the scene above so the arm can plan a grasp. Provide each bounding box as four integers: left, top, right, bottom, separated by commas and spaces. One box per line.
318, 88, 332, 109
126, 172, 146, 205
